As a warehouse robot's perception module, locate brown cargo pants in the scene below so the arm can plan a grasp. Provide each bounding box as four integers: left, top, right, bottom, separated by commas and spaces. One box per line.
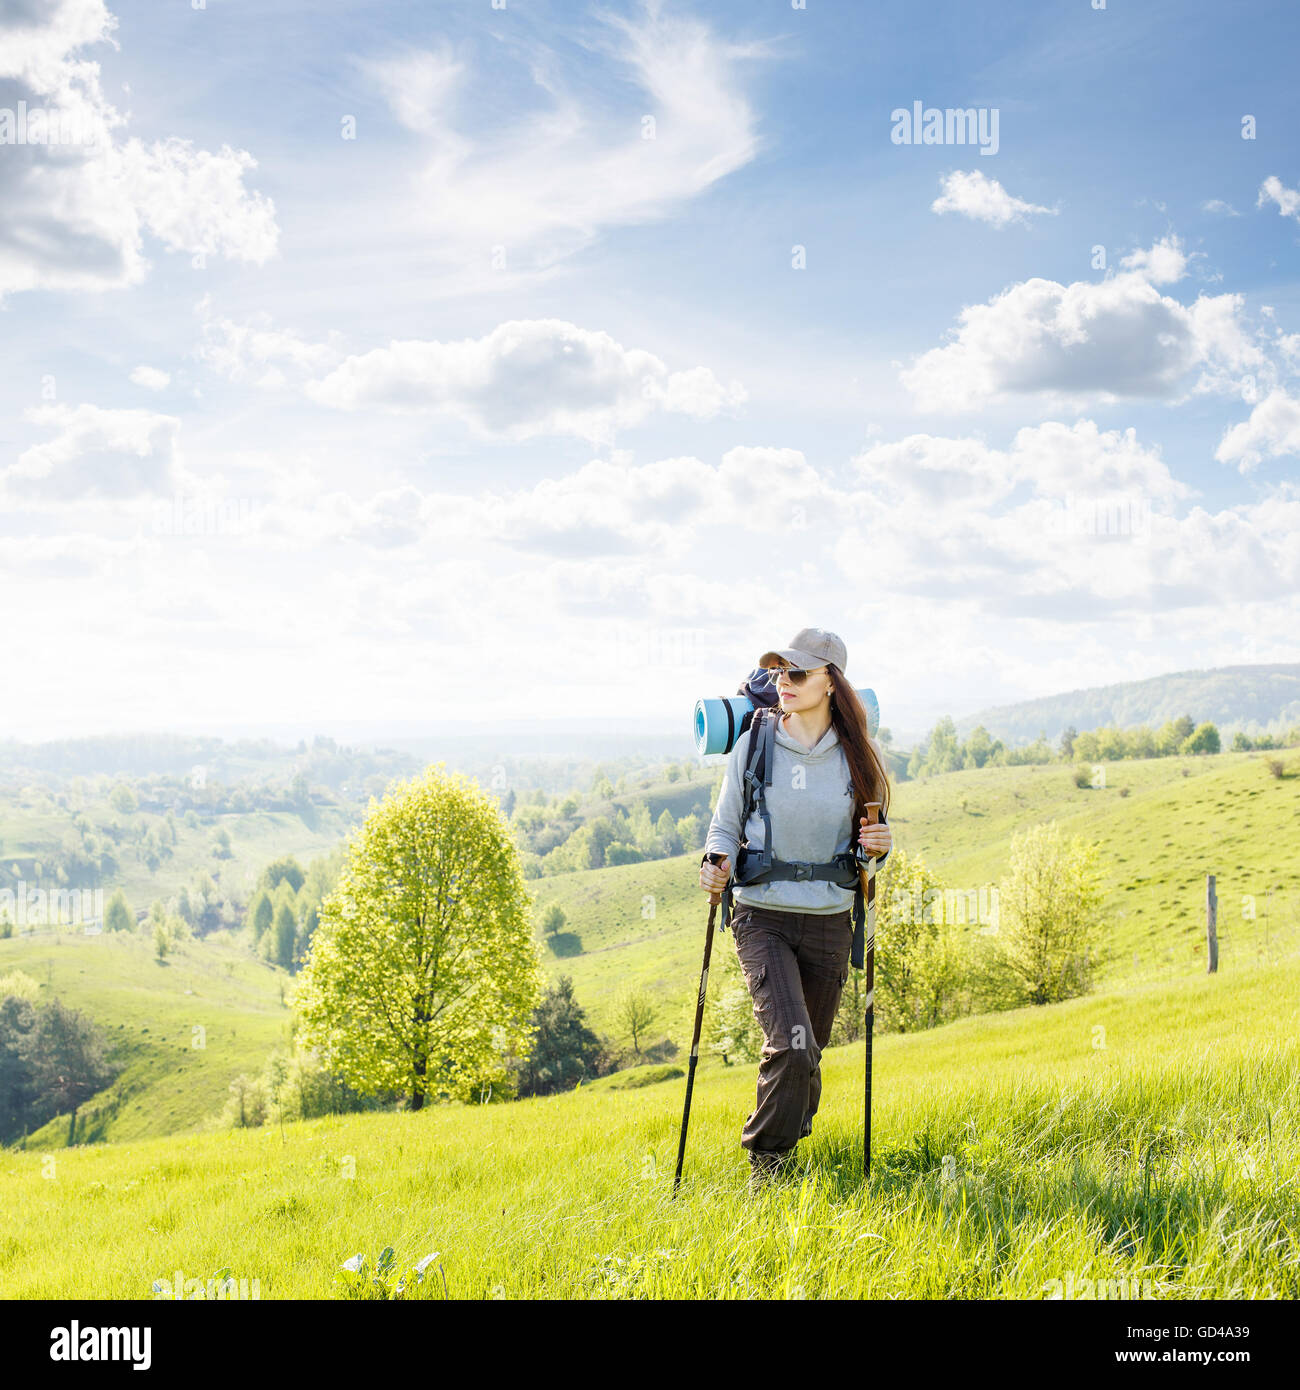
730, 901, 853, 1157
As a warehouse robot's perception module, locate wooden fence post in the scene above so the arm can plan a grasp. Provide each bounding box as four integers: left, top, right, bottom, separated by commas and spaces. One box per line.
1206, 874, 1218, 973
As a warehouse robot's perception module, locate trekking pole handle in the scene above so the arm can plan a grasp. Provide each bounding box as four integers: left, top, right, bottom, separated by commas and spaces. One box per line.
856, 803, 882, 865
703, 851, 728, 906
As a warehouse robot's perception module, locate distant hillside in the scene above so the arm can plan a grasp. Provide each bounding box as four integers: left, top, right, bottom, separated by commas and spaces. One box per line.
0, 930, 290, 1146
953, 664, 1300, 746
0, 730, 693, 802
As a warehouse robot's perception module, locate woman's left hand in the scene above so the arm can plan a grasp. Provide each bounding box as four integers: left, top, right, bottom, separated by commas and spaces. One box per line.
858, 817, 892, 858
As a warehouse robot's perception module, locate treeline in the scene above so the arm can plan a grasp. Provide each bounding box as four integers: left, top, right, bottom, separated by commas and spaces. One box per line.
243, 849, 346, 971
908, 713, 1300, 778
222, 1042, 392, 1128
222, 973, 635, 1128
0, 973, 118, 1145
507, 761, 710, 878
0, 732, 419, 796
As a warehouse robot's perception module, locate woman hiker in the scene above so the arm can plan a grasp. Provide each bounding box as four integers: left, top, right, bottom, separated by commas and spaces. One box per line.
699, 628, 892, 1190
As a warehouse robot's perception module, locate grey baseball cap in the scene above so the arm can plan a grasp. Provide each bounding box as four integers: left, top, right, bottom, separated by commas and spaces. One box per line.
759, 627, 848, 674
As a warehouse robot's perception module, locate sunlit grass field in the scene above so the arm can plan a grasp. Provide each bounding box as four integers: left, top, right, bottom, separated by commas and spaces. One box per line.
4, 747, 1297, 1151
535, 749, 1300, 1043
6, 949, 1296, 1299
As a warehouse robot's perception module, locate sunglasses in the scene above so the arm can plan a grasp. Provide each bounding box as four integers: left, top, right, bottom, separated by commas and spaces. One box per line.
762, 663, 827, 686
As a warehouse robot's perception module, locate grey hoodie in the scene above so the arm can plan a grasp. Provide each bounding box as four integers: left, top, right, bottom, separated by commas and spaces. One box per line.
704, 713, 890, 915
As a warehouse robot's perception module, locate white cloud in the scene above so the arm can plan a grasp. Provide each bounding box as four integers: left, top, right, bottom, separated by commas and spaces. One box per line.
1257, 175, 1300, 222
119, 137, 277, 265
0, 0, 276, 300
1118, 238, 1188, 286
846, 420, 1298, 616
195, 302, 342, 388
899, 236, 1269, 411
931, 169, 1056, 227
8, 421, 1300, 734
360, 1, 771, 271
129, 365, 170, 390
1201, 199, 1240, 217
213, 423, 1299, 634
1215, 389, 1300, 473
4, 403, 182, 500
305, 318, 746, 443
855, 418, 1190, 507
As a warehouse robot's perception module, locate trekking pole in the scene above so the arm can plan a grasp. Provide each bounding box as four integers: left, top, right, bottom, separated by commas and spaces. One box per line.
858, 804, 882, 1180
673, 851, 727, 1197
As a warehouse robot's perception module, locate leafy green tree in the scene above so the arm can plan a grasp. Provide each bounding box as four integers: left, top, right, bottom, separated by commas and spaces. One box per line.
908, 716, 963, 778
1181, 722, 1220, 755
963, 725, 997, 769
509, 976, 604, 1097
627, 803, 654, 851
1156, 715, 1195, 755
676, 813, 703, 850
260, 856, 306, 894
991, 821, 1105, 1005
850, 848, 964, 1036
248, 889, 274, 943
583, 817, 615, 869
105, 888, 133, 934
707, 949, 761, 1064
605, 841, 643, 865
222, 1072, 269, 1128
153, 919, 171, 960
615, 986, 658, 1058
28, 998, 117, 1135
540, 903, 567, 937
655, 808, 683, 856
0, 996, 37, 1143
270, 901, 297, 969
294, 764, 543, 1110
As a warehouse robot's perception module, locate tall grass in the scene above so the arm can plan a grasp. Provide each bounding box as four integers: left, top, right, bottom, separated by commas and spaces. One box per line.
5, 951, 1296, 1299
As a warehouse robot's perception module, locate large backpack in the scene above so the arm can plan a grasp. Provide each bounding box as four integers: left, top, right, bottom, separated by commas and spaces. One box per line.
716, 679, 874, 969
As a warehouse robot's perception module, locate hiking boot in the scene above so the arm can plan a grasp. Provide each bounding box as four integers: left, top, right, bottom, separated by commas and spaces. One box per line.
748, 1148, 794, 1193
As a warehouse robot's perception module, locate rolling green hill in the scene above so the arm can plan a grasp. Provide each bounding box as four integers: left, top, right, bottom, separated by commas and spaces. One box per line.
4, 947, 1296, 1298
954, 662, 1300, 746
534, 747, 1300, 1052
0, 930, 291, 1146
4, 745, 1297, 1148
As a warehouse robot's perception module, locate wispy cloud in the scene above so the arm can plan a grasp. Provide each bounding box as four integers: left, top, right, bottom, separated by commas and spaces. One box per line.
359, 0, 772, 273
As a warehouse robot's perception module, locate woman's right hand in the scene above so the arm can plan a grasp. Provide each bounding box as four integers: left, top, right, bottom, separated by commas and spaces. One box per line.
699, 854, 731, 894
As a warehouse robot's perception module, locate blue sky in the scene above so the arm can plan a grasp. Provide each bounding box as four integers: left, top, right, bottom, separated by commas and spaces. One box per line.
2, 0, 1298, 744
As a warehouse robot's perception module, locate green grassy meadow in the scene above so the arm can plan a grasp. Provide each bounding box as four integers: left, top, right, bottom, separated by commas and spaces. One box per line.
0, 931, 291, 1147
3, 746, 1299, 1299
534, 749, 1300, 1045
4, 949, 1296, 1299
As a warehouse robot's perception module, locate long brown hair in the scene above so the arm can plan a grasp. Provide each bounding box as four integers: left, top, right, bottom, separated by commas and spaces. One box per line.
825, 662, 891, 821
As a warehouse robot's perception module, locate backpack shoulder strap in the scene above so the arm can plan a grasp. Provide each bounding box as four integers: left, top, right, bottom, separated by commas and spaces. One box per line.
740, 708, 776, 872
